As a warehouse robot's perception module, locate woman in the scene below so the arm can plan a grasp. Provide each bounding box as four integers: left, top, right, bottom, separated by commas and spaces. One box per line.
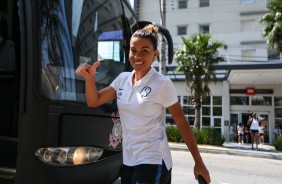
248, 113, 262, 150
237, 123, 244, 144
75, 25, 210, 184
259, 125, 265, 145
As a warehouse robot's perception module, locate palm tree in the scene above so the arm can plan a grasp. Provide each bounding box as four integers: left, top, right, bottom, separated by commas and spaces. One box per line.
174, 33, 225, 129
259, 0, 282, 52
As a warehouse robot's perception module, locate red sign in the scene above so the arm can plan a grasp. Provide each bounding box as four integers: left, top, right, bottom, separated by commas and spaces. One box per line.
246, 88, 255, 95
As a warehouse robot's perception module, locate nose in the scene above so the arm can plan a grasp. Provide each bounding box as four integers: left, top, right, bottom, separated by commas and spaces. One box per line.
134, 52, 142, 58
133, 53, 143, 61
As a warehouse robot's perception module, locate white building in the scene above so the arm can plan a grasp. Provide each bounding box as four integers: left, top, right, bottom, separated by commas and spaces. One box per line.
134, 0, 282, 143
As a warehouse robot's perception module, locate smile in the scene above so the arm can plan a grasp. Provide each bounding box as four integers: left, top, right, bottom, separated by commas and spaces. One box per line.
134, 61, 144, 65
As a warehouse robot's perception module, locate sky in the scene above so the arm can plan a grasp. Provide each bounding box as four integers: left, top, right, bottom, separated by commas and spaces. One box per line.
130, 0, 134, 7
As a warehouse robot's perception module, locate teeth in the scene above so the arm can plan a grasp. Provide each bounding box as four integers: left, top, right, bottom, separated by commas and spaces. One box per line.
135, 62, 143, 65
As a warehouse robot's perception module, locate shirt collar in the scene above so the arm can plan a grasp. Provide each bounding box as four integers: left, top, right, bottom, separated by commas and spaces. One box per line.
128, 66, 156, 86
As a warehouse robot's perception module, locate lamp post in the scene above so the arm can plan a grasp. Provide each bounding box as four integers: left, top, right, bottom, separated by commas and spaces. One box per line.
159, 0, 166, 75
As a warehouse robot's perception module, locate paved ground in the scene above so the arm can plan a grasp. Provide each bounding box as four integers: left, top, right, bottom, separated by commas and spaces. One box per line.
113, 142, 282, 183
169, 142, 282, 160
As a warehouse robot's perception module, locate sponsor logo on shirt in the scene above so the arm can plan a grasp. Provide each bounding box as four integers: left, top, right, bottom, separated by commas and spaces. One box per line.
140, 86, 151, 99
117, 88, 124, 99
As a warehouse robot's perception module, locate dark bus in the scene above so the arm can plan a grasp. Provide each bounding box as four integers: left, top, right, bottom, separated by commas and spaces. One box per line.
0, 0, 173, 183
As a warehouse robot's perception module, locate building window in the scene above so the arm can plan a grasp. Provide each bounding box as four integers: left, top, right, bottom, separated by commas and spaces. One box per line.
214, 118, 221, 127
166, 116, 176, 125
202, 97, 211, 127
177, 26, 187, 35
166, 96, 222, 128
241, 49, 255, 61
178, 0, 188, 9
275, 97, 282, 107
202, 117, 211, 126
241, 0, 254, 3
182, 96, 195, 126
251, 96, 272, 106
274, 97, 282, 134
199, 25, 209, 33
241, 19, 255, 32
213, 96, 222, 116
230, 96, 249, 105
200, 0, 210, 7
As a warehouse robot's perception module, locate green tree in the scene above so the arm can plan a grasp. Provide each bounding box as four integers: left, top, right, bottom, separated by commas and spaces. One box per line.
174, 33, 225, 129
259, 0, 282, 52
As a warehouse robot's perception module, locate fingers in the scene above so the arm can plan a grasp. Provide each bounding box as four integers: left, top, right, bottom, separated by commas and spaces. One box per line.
75, 61, 100, 77
89, 61, 101, 73
75, 63, 91, 76
194, 165, 211, 184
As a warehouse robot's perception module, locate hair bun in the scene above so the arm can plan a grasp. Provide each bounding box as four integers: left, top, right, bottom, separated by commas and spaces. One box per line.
143, 24, 158, 37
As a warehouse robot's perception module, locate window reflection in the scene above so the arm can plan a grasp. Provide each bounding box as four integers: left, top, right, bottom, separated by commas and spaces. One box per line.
214, 118, 221, 127
40, 0, 130, 102
202, 117, 210, 126
230, 96, 249, 105
251, 96, 272, 106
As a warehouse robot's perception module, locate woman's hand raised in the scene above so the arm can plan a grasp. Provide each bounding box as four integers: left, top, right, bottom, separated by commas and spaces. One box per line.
75, 61, 101, 80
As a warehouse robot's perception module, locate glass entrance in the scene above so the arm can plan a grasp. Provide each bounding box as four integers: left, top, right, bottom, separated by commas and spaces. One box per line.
242, 113, 251, 143
232, 112, 269, 144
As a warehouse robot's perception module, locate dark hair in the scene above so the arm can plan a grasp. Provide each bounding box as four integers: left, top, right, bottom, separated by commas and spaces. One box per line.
132, 24, 159, 50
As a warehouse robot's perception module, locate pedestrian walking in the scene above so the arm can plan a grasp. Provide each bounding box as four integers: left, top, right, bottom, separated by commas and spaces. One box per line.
248, 113, 263, 150
75, 24, 210, 184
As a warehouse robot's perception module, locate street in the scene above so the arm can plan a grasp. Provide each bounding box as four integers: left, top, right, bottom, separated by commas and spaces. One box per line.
113, 149, 282, 184
172, 150, 282, 184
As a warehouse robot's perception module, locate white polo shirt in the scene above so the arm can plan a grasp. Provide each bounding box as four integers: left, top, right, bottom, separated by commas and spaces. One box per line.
110, 67, 178, 170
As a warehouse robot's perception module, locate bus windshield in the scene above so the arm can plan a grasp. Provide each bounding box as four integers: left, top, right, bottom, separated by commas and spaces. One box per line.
40, 0, 136, 102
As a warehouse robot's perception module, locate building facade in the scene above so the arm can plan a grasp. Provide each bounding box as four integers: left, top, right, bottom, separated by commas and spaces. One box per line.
134, 0, 282, 143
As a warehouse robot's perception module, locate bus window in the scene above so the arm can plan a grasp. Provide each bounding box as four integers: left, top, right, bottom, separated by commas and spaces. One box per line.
40, 0, 127, 102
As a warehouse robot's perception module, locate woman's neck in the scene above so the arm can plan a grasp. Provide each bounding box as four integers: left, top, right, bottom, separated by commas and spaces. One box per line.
132, 68, 150, 85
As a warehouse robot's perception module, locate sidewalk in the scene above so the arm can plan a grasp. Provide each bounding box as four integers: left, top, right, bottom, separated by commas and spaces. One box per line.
169, 142, 282, 160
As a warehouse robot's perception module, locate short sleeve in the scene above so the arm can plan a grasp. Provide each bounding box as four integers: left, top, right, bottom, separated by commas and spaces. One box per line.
159, 79, 178, 108
110, 76, 119, 92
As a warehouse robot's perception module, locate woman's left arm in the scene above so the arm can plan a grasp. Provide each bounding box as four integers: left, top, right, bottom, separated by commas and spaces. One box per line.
167, 101, 211, 184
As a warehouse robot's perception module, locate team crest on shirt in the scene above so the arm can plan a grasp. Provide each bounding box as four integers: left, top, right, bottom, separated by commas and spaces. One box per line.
109, 112, 122, 149
140, 86, 151, 99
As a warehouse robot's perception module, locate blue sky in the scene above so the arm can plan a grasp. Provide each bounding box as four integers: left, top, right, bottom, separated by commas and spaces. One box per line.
130, 0, 134, 7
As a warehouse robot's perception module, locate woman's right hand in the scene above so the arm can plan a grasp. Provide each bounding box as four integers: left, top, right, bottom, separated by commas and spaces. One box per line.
75, 61, 101, 80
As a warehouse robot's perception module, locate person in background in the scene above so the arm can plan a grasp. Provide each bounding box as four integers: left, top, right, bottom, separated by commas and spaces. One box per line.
237, 122, 244, 144
244, 125, 250, 143
229, 124, 235, 142
248, 113, 263, 150
75, 24, 210, 184
258, 125, 265, 145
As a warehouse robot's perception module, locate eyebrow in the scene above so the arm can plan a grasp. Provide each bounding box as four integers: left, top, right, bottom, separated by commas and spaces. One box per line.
130, 46, 151, 49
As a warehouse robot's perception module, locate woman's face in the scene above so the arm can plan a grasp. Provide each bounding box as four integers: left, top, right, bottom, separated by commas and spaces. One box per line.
129, 37, 159, 73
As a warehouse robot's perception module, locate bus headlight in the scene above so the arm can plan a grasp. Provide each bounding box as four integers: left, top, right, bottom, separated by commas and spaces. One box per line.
35, 146, 103, 166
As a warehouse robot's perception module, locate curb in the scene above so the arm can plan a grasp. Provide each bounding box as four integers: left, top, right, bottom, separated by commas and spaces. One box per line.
169, 143, 282, 161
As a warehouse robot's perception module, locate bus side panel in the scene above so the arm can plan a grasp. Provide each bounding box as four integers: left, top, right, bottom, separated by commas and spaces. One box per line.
60, 115, 117, 147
